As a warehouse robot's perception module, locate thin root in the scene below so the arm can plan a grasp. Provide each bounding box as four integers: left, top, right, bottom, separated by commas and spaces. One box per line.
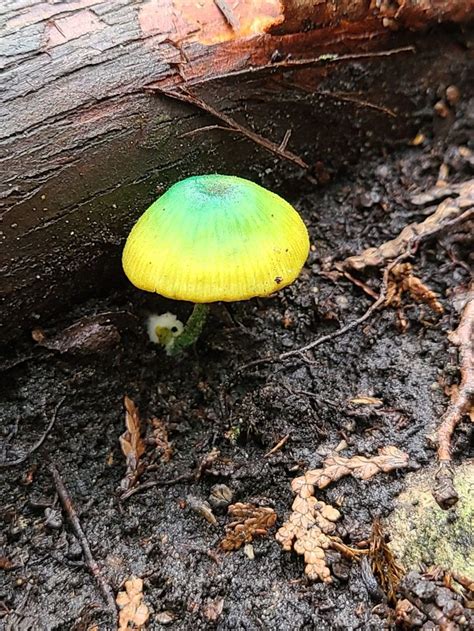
433, 282, 474, 509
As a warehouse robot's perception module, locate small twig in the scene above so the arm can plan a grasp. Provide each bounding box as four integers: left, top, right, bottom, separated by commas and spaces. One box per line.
433, 282, 474, 509
120, 472, 194, 501
279, 256, 403, 361
342, 269, 379, 299
0, 397, 65, 468
329, 538, 369, 558
279, 129, 292, 152
50, 464, 117, 616
180, 124, 235, 138
147, 86, 309, 170
316, 90, 397, 118
178, 46, 415, 90
264, 434, 290, 457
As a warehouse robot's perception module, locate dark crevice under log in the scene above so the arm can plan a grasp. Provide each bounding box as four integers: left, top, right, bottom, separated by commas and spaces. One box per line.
0, 1, 473, 342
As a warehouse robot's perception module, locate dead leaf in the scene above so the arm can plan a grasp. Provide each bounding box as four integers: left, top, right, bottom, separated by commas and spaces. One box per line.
116, 576, 149, 631
220, 503, 277, 551
385, 263, 443, 314
350, 396, 383, 405
150, 418, 173, 462
119, 397, 146, 493
203, 597, 225, 622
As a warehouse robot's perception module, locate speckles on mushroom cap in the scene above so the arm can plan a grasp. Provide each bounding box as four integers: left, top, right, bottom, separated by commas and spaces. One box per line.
122, 174, 310, 303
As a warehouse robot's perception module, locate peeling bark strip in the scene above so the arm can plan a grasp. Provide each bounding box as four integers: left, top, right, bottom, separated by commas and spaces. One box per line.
0, 1, 472, 341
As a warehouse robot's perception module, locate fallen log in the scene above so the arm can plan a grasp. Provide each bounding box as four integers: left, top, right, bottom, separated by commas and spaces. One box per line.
0, 0, 472, 341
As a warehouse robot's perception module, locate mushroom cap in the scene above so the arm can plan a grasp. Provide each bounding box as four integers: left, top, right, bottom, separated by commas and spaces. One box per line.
122, 174, 309, 303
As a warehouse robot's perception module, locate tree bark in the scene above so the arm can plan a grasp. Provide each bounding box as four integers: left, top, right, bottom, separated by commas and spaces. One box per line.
0, 0, 472, 341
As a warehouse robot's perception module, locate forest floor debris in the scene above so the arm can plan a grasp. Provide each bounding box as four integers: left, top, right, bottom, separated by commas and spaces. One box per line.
369, 518, 404, 603
385, 262, 443, 330
396, 570, 473, 629
50, 464, 117, 616
221, 503, 277, 551
291, 446, 409, 492
116, 576, 149, 631
434, 282, 474, 509
342, 179, 474, 271
276, 447, 409, 582
119, 396, 146, 495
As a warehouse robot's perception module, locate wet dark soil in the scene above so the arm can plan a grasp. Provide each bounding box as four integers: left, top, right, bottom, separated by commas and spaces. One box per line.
1, 100, 472, 630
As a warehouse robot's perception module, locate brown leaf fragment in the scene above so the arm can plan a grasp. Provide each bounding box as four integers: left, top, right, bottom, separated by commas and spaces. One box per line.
150, 417, 173, 462
0, 556, 15, 570
385, 263, 444, 314
220, 503, 276, 551
116, 576, 150, 631
119, 397, 146, 493
203, 597, 225, 622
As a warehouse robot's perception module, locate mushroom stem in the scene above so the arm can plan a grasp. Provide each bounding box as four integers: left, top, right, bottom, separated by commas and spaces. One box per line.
168, 303, 210, 355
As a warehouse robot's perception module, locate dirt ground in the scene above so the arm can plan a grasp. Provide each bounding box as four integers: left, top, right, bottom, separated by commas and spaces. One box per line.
1, 94, 472, 630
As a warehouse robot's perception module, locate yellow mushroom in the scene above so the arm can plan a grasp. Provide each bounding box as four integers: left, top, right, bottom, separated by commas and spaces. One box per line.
123, 174, 309, 354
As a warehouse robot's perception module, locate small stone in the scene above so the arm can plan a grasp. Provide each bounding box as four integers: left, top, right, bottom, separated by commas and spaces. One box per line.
332, 561, 350, 581
44, 508, 63, 530
412, 579, 436, 601
243, 543, 255, 560
445, 85, 460, 105
434, 100, 450, 118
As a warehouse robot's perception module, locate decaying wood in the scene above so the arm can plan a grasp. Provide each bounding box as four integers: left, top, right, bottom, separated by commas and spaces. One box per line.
0, 1, 472, 341
433, 282, 474, 509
